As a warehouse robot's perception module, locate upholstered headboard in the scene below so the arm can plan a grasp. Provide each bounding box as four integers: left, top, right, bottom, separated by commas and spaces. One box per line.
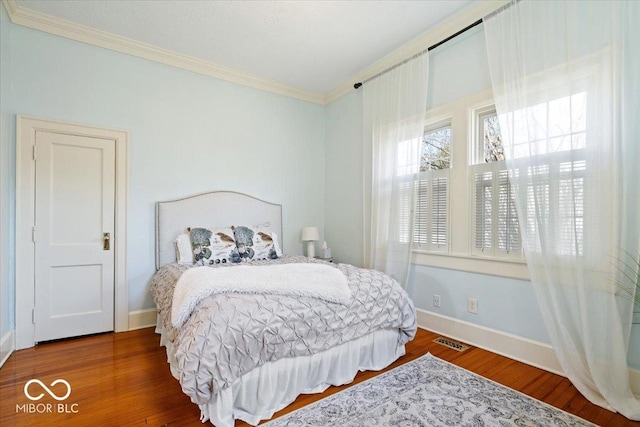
155, 191, 283, 268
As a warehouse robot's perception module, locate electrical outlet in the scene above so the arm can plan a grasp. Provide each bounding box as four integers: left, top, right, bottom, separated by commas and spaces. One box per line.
433, 294, 441, 308
467, 297, 478, 314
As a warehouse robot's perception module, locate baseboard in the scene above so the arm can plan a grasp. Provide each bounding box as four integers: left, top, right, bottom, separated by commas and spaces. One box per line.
128, 309, 157, 330
417, 308, 565, 376
0, 329, 15, 367
417, 309, 640, 395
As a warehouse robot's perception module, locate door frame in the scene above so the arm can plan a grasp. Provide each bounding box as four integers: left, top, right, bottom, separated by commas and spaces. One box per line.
16, 116, 128, 349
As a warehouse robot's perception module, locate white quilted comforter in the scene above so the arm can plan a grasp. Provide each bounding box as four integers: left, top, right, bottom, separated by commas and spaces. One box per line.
150, 255, 417, 406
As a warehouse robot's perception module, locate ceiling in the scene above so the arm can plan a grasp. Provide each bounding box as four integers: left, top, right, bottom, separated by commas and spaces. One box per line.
11, 0, 476, 99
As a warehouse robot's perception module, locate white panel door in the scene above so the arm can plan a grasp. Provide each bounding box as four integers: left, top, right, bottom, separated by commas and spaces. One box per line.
34, 131, 116, 342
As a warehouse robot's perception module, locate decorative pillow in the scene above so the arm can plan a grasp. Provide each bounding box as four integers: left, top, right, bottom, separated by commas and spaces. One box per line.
174, 233, 194, 264
231, 225, 279, 262
251, 222, 283, 257
189, 227, 236, 266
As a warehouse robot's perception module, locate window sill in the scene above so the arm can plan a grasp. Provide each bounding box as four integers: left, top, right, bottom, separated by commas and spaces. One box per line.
411, 251, 530, 281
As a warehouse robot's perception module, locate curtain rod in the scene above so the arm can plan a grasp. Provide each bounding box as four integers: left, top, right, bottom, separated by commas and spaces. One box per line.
353, 18, 483, 90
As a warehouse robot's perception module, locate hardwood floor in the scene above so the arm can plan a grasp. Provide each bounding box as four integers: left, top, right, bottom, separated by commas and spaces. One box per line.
1, 327, 638, 426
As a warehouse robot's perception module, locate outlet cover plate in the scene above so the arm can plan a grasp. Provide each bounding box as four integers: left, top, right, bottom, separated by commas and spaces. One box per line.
467, 297, 478, 314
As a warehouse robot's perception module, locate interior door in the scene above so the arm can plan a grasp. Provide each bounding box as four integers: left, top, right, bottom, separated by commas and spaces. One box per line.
34, 131, 116, 342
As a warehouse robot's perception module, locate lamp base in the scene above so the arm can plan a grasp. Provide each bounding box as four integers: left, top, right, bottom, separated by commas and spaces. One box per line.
306, 241, 315, 258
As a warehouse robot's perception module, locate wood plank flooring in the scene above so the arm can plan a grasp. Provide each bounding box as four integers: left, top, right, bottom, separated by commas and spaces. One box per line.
1, 327, 638, 426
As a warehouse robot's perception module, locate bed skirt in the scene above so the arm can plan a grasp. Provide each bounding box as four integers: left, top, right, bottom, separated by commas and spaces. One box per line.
156, 316, 406, 427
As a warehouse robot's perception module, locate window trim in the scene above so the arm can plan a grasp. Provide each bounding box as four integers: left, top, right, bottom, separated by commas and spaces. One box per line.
413, 251, 530, 280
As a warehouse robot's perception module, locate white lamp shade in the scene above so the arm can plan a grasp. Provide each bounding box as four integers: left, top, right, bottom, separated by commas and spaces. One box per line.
301, 227, 319, 241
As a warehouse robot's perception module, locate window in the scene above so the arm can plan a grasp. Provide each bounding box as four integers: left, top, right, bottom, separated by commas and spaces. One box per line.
397, 122, 450, 253
504, 92, 587, 257
414, 123, 450, 252
470, 107, 521, 259
404, 88, 593, 278
407, 92, 531, 279
480, 110, 504, 163
471, 92, 587, 259
504, 92, 586, 160
420, 125, 451, 170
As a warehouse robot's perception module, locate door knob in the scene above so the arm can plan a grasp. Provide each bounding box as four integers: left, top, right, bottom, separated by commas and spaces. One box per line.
103, 232, 111, 251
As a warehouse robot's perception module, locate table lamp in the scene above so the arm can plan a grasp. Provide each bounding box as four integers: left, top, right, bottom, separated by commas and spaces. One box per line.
301, 227, 319, 258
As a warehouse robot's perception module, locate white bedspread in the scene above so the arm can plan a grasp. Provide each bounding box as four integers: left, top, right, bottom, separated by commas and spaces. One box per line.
171, 263, 351, 327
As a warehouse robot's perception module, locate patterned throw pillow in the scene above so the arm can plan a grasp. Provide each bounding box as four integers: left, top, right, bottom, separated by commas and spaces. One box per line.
231, 225, 279, 262
251, 222, 283, 256
189, 227, 236, 266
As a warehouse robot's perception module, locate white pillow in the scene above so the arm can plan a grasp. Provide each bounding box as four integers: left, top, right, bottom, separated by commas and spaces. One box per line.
174, 233, 193, 265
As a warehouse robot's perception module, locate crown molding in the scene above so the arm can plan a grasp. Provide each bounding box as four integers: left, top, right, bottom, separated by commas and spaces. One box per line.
324, 0, 508, 104
3, 0, 507, 106
2, 0, 325, 105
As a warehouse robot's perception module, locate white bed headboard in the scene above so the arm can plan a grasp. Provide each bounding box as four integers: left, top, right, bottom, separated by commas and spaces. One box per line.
155, 191, 283, 268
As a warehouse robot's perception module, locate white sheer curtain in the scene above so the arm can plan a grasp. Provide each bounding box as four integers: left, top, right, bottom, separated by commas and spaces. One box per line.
363, 53, 429, 287
484, 0, 640, 419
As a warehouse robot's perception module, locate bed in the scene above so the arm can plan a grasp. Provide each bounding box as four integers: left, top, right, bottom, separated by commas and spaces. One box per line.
150, 191, 417, 427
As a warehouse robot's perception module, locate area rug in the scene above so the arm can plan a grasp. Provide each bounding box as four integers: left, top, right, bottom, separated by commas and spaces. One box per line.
261, 353, 593, 426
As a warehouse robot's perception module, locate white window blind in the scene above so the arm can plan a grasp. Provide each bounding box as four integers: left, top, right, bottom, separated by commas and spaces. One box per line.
557, 160, 585, 256
473, 170, 492, 253
471, 162, 521, 258
430, 176, 448, 248
498, 169, 520, 252
397, 180, 413, 244
518, 157, 585, 256
412, 171, 449, 252
413, 178, 429, 246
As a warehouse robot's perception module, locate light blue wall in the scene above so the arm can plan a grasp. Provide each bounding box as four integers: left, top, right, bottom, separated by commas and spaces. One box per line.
324, 24, 640, 369
0, 3, 13, 339
427, 24, 492, 109
324, 90, 363, 267
4, 21, 325, 314
408, 265, 550, 343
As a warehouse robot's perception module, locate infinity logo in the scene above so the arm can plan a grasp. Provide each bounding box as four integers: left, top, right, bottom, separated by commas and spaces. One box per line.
24, 379, 71, 401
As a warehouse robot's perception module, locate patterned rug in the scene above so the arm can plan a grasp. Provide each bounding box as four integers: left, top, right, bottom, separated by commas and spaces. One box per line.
261, 353, 593, 426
